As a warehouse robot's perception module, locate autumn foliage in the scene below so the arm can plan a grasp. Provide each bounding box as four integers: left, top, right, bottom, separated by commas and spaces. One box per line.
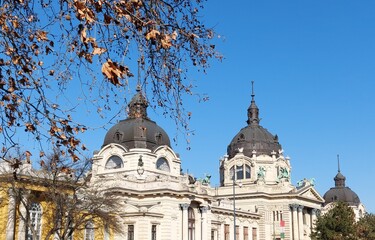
0, 0, 220, 160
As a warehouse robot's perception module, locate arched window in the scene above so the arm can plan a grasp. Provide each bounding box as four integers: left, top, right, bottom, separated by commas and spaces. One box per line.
156, 158, 170, 172
231, 164, 251, 180
26, 202, 42, 240
188, 207, 195, 240
105, 155, 124, 169
85, 220, 95, 240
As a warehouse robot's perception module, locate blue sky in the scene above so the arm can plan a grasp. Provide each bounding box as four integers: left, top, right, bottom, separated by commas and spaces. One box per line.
160, 1, 375, 213
17, 1, 375, 213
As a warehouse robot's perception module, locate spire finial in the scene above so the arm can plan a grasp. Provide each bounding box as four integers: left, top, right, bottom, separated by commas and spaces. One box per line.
334, 154, 346, 187
128, 57, 148, 119
247, 81, 260, 125
136, 58, 141, 92
251, 80, 255, 100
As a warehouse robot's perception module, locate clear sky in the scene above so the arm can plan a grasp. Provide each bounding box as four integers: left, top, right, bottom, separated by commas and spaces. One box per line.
158, 1, 375, 213
18, 1, 375, 213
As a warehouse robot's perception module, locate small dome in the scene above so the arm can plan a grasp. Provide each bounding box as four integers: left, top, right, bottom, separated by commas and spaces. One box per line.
102, 86, 171, 150
227, 89, 282, 158
227, 125, 281, 158
323, 187, 360, 206
323, 169, 360, 206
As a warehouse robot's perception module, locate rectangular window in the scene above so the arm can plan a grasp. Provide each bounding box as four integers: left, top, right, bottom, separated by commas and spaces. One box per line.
84, 221, 94, 240
211, 230, 215, 240
128, 225, 134, 240
235, 226, 239, 240
151, 225, 157, 240
224, 224, 230, 240
252, 228, 257, 240
243, 227, 249, 240
273, 211, 283, 222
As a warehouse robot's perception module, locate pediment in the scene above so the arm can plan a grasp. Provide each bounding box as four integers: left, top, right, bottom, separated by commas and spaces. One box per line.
297, 186, 325, 203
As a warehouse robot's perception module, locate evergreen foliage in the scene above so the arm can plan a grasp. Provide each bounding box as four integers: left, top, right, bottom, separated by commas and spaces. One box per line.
311, 202, 356, 240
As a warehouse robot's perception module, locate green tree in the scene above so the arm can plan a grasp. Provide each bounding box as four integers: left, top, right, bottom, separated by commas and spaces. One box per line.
0, 0, 221, 159
311, 202, 357, 240
357, 213, 375, 240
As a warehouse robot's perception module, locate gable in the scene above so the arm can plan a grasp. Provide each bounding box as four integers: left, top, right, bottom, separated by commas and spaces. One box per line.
298, 186, 325, 203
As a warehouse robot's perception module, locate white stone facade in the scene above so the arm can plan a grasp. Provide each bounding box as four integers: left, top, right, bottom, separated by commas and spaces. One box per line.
89, 140, 324, 240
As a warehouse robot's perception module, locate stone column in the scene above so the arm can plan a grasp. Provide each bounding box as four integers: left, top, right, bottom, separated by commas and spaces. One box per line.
311, 209, 318, 232
200, 206, 209, 240
181, 203, 190, 240
6, 189, 16, 240
298, 206, 304, 240
305, 210, 311, 237
219, 222, 225, 240
290, 204, 299, 240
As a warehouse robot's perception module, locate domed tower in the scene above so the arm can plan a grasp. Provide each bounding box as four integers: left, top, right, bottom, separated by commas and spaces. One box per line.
220, 82, 291, 186
227, 85, 282, 158
323, 156, 365, 220
92, 85, 181, 179
102, 85, 171, 150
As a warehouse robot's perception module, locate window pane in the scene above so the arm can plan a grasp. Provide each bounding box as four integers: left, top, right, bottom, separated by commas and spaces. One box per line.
105, 155, 123, 169
224, 224, 230, 240
85, 221, 94, 240
245, 165, 251, 178
236, 165, 244, 179
151, 225, 157, 240
156, 158, 170, 172
188, 208, 195, 240
244, 227, 249, 240
26, 202, 42, 240
128, 225, 134, 240
252, 228, 257, 240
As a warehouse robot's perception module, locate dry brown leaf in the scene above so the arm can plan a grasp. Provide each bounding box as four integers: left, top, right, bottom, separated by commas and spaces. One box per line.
11, 56, 21, 64
80, 26, 87, 43
101, 60, 126, 85
161, 35, 172, 49
25, 150, 32, 157
92, 47, 107, 55
145, 29, 160, 40
171, 31, 178, 40
36, 30, 48, 41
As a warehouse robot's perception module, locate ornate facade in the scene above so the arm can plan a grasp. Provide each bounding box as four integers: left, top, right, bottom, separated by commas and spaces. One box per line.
89, 86, 324, 240
0, 86, 332, 240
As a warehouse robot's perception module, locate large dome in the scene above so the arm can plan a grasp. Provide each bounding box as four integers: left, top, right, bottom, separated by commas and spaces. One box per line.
323, 171, 360, 206
227, 91, 281, 158
102, 86, 171, 150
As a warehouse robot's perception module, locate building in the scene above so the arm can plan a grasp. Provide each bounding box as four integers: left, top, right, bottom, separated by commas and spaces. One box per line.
90, 85, 324, 240
322, 159, 366, 221
0, 85, 336, 240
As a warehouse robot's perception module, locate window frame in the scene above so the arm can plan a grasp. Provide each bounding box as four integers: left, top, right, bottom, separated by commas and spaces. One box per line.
84, 220, 95, 240
105, 155, 124, 170
188, 207, 195, 240
156, 157, 170, 172
26, 202, 42, 240
230, 164, 251, 180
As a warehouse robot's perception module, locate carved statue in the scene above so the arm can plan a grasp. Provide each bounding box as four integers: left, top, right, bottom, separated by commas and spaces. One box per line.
197, 174, 211, 185
188, 175, 196, 184
297, 178, 316, 188
257, 167, 266, 180
277, 167, 289, 181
